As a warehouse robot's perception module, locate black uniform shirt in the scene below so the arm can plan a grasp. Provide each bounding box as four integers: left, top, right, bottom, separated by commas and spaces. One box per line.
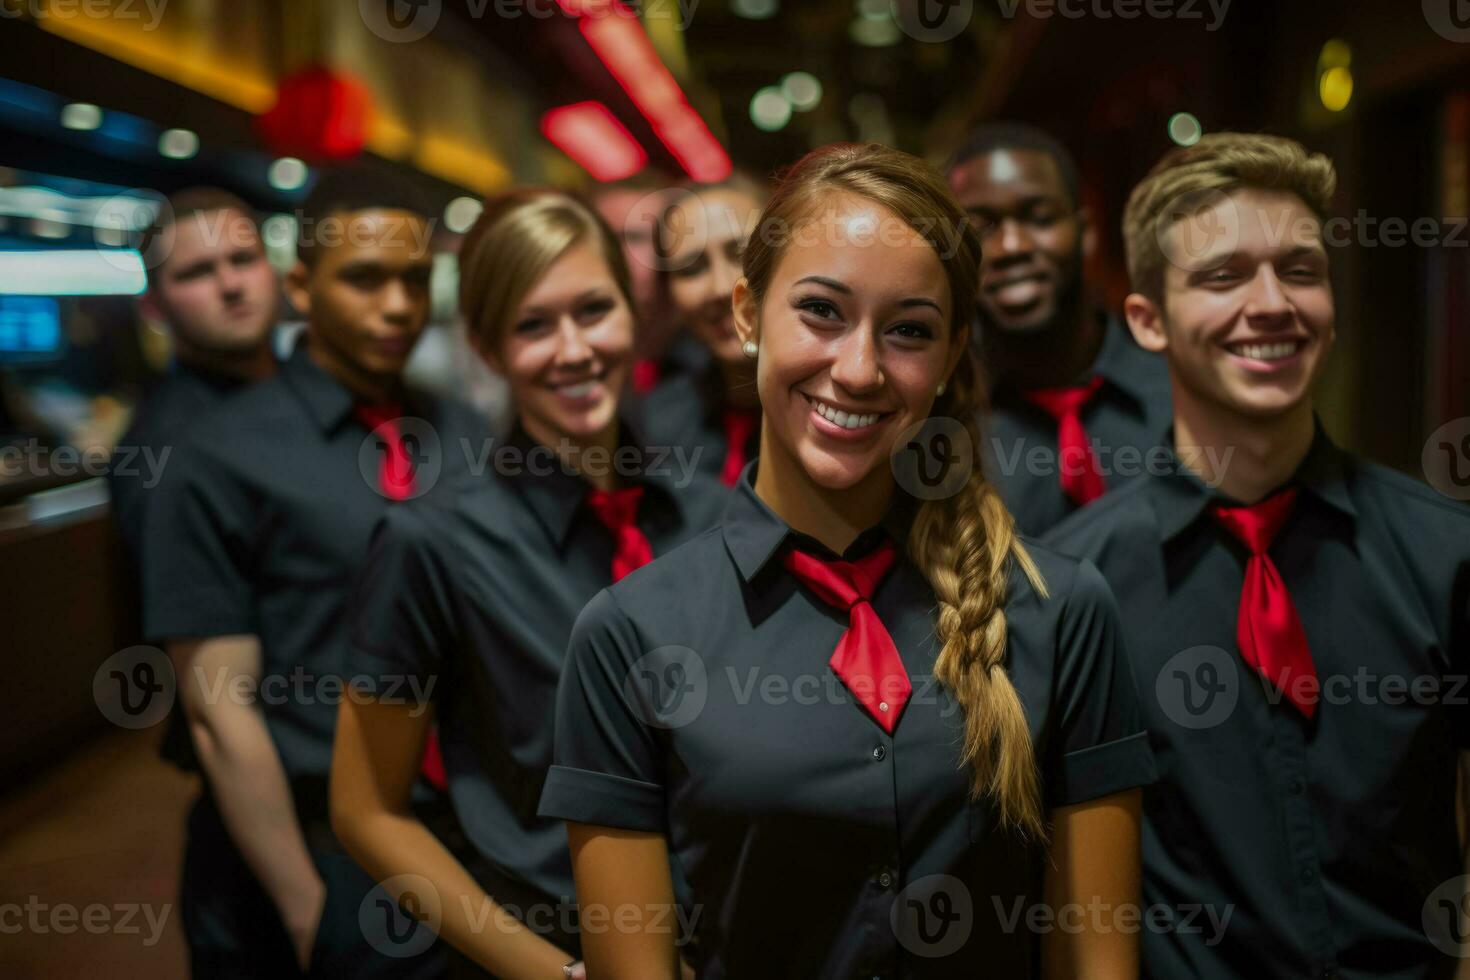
540, 465, 1155, 978
141, 339, 485, 810
983, 315, 1172, 537
1045, 427, 1470, 980
633, 354, 758, 486
109, 362, 256, 562
348, 422, 728, 910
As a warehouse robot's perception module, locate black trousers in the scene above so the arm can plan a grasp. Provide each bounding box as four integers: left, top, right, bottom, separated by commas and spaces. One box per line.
179, 791, 447, 979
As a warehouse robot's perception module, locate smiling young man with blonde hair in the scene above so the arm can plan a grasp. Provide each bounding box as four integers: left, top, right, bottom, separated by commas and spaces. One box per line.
1048, 132, 1470, 979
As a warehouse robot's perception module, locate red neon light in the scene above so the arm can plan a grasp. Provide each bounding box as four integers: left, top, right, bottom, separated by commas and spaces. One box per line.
556, 0, 732, 182
540, 101, 648, 181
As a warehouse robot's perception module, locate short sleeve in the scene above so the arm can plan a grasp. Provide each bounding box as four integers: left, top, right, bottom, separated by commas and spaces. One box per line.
141, 442, 255, 640
346, 505, 455, 700
537, 588, 666, 833
1046, 557, 1156, 807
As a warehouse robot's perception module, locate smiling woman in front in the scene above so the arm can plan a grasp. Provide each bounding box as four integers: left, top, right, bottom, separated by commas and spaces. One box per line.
539, 143, 1154, 979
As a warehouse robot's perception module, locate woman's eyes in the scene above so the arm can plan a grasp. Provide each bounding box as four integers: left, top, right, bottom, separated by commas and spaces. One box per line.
796, 298, 935, 341
797, 297, 841, 319
576, 298, 615, 322
888, 322, 935, 340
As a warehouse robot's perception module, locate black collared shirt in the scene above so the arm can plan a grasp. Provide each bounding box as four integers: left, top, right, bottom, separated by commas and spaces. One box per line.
539, 466, 1154, 978
141, 340, 485, 810
632, 354, 758, 485
983, 315, 1172, 537
347, 423, 728, 912
109, 361, 257, 562
1044, 428, 1470, 980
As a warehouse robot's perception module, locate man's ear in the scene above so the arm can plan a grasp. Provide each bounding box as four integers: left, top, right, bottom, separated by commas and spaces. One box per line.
731, 277, 759, 348
285, 261, 313, 318
1123, 292, 1168, 353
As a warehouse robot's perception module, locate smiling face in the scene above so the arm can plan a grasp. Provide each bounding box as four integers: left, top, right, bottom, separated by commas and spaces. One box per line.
734, 193, 965, 491
948, 148, 1086, 335
662, 187, 763, 366
1133, 186, 1334, 421
487, 238, 634, 446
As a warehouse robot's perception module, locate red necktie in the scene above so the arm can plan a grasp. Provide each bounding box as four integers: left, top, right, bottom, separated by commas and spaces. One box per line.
720, 408, 760, 487
632, 359, 661, 394
783, 540, 910, 734
352, 404, 446, 788
1211, 488, 1317, 718
1022, 376, 1107, 506
354, 403, 416, 501
585, 486, 655, 581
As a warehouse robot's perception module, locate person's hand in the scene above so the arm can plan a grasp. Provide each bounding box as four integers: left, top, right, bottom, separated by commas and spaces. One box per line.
283, 877, 327, 972
560, 961, 587, 980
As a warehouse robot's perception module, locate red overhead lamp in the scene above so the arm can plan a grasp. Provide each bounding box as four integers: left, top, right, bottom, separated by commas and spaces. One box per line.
541, 101, 648, 181
257, 67, 372, 162
554, 0, 731, 182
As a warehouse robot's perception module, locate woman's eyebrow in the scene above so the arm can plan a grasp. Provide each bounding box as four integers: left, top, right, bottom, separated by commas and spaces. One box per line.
795, 275, 940, 312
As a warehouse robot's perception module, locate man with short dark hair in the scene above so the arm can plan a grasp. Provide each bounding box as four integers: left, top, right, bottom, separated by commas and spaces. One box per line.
144, 169, 479, 978
109, 188, 278, 560
947, 123, 1171, 535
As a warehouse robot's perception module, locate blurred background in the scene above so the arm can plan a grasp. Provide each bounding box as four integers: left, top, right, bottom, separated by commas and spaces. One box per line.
0, 0, 1466, 975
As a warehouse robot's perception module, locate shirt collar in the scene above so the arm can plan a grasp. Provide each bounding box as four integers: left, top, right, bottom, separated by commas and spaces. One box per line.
1149, 417, 1355, 542
172, 359, 258, 396
280, 337, 360, 435
504, 414, 678, 548
1089, 313, 1159, 410
987, 311, 1154, 414
721, 462, 915, 583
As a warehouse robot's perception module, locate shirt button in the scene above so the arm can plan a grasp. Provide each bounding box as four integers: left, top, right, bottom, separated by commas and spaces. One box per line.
871, 745, 886, 761
1300, 867, 1316, 884
878, 701, 889, 712
877, 871, 894, 888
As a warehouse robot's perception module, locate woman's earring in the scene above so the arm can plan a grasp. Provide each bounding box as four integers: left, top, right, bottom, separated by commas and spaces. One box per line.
742, 340, 759, 359
936, 381, 947, 396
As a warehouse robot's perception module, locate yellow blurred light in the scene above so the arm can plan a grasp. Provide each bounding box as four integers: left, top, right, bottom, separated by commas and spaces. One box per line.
1319, 67, 1353, 113
416, 137, 511, 195
1318, 38, 1352, 71
369, 114, 415, 161
38, 7, 274, 113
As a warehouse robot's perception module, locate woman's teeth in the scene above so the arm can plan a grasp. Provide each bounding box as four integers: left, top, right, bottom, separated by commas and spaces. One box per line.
558, 380, 598, 398
811, 397, 881, 430
1229, 341, 1302, 361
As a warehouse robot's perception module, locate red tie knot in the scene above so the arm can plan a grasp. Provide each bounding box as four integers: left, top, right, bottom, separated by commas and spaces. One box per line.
782, 539, 897, 611
586, 486, 645, 531
1211, 487, 1299, 555
354, 401, 406, 431
1020, 375, 1105, 421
